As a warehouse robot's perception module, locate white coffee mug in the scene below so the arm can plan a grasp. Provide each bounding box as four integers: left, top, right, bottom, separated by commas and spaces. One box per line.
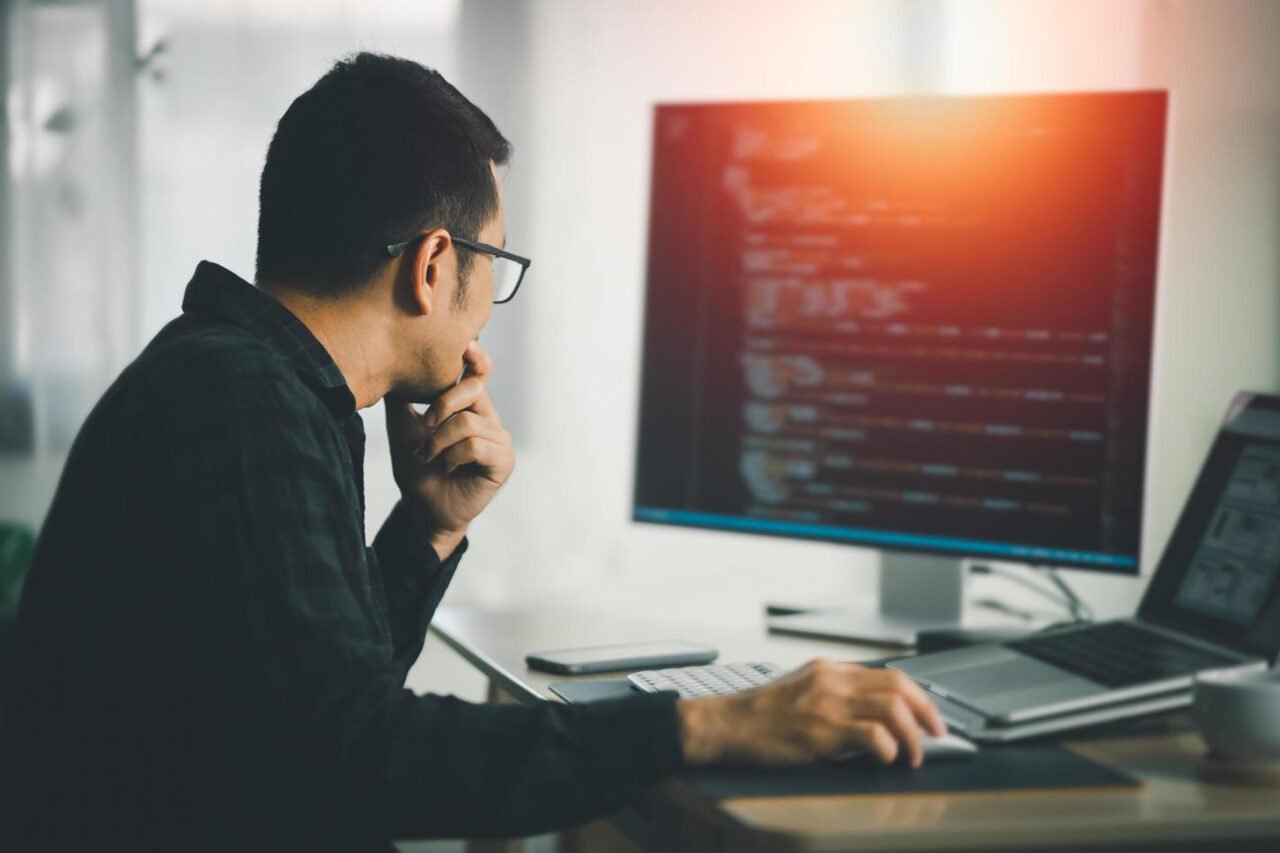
1192, 666, 1280, 762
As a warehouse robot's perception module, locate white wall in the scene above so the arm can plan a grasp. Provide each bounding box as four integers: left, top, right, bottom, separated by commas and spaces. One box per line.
135, 1, 462, 335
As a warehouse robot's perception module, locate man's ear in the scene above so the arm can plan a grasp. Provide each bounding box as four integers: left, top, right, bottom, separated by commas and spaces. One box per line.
407, 229, 453, 317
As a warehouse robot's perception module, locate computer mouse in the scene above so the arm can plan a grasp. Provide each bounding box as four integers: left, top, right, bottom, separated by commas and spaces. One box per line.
922, 731, 979, 760
827, 731, 978, 765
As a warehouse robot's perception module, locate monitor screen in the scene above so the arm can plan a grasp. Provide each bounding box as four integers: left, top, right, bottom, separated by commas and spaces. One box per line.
633, 92, 1167, 573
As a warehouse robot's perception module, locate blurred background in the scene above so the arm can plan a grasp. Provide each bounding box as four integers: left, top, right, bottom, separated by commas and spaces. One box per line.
2, 0, 1279, 705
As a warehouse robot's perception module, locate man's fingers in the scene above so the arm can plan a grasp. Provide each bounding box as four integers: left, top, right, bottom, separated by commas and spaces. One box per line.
844, 721, 899, 765
463, 340, 493, 380
386, 397, 432, 445
440, 435, 509, 475
855, 669, 946, 737
851, 692, 925, 767
425, 377, 498, 426
421, 412, 506, 463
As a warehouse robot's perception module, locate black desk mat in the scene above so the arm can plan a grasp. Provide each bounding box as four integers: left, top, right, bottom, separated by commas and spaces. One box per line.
549, 679, 1141, 799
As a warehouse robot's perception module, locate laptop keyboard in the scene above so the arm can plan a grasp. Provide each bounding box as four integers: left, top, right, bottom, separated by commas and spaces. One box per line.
1006, 622, 1238, 688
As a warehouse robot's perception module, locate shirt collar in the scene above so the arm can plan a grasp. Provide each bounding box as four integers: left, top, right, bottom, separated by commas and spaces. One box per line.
181, 261, 357, 419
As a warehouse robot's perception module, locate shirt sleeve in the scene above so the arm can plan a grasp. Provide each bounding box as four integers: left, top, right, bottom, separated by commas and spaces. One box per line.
177, 376, 686, 840
372, 500, 467, 664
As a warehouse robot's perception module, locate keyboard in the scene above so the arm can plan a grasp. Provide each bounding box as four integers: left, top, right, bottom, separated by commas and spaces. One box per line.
1007, 621, 1239, 688
628, 662, 785, 697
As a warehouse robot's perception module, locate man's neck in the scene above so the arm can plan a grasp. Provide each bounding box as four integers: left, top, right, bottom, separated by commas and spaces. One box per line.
260, 282, 390, 410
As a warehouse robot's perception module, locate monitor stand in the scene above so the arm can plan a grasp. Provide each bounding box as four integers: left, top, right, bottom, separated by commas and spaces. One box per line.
766, 553, 966, 648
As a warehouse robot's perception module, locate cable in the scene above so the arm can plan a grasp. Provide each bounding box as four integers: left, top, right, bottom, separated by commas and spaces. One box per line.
970, 563, 1073, 614
1045, 567, 1095, 622
971, 596, 1038, 622
969, 563, 1093, 624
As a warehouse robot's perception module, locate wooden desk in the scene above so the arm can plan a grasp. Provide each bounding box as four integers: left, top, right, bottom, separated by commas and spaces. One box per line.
429, 605, 1280, 852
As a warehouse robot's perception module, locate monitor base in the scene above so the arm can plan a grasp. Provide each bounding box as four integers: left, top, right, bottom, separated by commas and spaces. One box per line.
766, 552, 968, 648
767, 607, 962, 648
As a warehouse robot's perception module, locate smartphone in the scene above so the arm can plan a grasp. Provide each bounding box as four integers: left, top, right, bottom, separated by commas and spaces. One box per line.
525, 641, 718, 676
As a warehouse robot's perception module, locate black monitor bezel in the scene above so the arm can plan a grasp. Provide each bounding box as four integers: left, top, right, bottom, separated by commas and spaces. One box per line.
630, 507, 1141, 574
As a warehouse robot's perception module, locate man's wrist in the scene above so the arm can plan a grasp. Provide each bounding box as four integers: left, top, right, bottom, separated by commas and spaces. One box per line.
428, 529, 466, 560
677, 696, 741, 765
398, 496, 467, 560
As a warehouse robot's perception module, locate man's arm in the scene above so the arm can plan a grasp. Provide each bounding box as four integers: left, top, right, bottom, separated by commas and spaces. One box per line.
372, 500, 466, 663
376, 340, 512, 665
177, 375, 686, 840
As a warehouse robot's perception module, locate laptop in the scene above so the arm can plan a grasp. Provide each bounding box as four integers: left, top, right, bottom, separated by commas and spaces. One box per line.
890, 392, 1280, 742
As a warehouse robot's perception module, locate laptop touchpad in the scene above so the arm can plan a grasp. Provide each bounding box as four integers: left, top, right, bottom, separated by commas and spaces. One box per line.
940, 656, 1067, 696
893, 645, 1103, 718
930, 654, 1104, 718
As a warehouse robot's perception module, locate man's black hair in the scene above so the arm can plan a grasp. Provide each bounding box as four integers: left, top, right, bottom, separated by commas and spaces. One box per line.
256, 52, 511, 296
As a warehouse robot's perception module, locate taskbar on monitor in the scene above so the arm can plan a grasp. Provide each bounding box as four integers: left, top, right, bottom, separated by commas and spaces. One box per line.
633, 507, 1137, 570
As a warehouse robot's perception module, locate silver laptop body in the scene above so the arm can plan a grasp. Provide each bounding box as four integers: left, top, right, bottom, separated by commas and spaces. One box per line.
890, 618, 1263, 731
890, 393, 1280, 741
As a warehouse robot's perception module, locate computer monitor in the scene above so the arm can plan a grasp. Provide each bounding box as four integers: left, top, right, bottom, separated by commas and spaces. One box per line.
632, 91, 1168, 645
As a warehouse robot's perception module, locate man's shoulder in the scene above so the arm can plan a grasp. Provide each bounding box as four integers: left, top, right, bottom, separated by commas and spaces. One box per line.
109, 314, 330, 433
139, 314, 296, 388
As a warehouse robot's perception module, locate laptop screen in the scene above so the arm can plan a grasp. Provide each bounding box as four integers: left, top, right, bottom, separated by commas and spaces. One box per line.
1140, 393, 1280, 658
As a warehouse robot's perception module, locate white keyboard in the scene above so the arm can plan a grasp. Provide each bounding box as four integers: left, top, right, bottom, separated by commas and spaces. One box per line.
628, 662, 785, 697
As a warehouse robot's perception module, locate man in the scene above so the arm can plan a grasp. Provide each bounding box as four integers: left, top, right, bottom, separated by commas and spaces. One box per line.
0, 54, 943, 850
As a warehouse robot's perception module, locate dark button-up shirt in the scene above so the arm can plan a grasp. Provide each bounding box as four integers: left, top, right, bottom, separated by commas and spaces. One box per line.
0, 262, 683, 851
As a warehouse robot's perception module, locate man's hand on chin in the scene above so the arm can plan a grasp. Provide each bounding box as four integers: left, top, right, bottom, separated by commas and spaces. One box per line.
385, 341, 515, 559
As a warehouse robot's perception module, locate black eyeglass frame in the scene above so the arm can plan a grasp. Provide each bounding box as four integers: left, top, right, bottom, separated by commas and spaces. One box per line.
385, 234, 531, 304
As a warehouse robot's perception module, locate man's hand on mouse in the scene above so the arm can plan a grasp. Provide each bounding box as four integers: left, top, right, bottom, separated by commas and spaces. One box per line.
677, 659, 946, 768
386, 340, 515, 559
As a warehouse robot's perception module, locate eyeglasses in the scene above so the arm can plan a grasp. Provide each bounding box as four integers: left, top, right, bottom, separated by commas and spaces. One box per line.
385, 234, 531, 304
